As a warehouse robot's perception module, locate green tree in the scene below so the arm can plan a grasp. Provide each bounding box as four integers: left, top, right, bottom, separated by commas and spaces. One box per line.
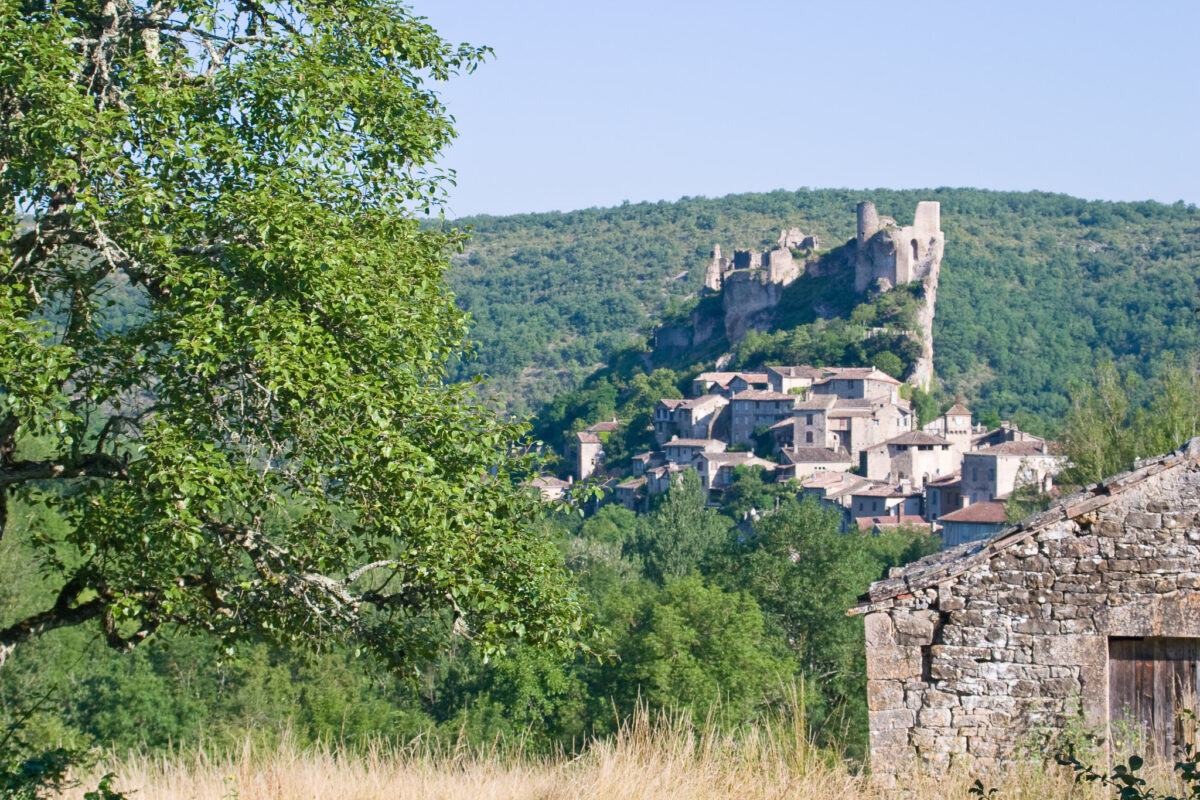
602, 576, 793, 725
1058, 363, 1139, 485
629, 471, 732, 584
870, 351, 904, 379
0, 0, 583, 671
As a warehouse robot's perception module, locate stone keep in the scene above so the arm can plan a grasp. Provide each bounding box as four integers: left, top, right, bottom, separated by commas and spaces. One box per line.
854, 200, 944, 293
853, 201, 945, 389
853, 438, 1200, 784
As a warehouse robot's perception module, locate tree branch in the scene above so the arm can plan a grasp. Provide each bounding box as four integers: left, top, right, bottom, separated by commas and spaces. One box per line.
0, 570, 105, 668
0, 452, 128, 486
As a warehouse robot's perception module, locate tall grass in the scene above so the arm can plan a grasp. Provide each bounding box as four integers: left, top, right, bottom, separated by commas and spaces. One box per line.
57, 702, 1110, 800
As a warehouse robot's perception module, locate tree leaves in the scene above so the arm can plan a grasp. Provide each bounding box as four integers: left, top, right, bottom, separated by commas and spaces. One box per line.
0, 0, 584, 672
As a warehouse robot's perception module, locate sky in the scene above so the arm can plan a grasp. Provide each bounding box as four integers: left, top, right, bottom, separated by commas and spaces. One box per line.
416, 1, 1199, 219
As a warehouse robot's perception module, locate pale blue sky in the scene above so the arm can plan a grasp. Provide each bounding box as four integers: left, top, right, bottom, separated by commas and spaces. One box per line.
417, 1, 1198, 219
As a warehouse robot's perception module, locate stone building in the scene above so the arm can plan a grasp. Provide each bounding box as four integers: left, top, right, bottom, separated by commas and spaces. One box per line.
923, 402, 977, 453
961, 441, 1062, 505
766, 365, 827, 394
664, 437, 726, 466
696, 451, 776, 491
853, 201, 945, 389
811, 367, 901, 402
938, 501, 1010, 547
729, 389, 798, 445
654, 395, 729, 443
855, 200, 945, 294
575, 431, 603, 482
779, 445, 854, 480
852, 438, 1200, 783
862, 431, 959, 488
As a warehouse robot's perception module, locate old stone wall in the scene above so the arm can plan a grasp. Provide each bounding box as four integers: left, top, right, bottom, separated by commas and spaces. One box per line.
864, 455, 1200, 783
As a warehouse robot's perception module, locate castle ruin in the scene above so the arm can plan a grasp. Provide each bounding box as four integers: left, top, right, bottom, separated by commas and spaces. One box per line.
666, 202, 945, 389
855, 200, 944, 293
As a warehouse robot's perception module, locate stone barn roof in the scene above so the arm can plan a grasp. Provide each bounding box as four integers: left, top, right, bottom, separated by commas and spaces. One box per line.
850, 439, 1199, 616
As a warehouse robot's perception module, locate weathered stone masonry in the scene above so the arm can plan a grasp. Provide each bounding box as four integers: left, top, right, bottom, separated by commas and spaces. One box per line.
853, 439, 1200, 783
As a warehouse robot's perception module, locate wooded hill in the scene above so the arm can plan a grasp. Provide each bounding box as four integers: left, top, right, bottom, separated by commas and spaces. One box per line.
446, 189, 1200, 430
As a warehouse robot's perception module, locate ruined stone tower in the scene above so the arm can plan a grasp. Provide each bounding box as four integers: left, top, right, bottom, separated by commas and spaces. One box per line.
854, 200, 944, 293
854, 201, 945, 389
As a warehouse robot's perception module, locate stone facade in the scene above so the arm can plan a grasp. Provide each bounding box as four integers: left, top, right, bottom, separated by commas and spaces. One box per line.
853, 439, 1200, 784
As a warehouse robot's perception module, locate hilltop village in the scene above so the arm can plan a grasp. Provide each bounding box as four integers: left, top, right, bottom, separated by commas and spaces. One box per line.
533, 202, 1064, 548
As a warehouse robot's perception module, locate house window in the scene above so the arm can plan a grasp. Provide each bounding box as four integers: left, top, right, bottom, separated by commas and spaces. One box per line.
972, 468, 978, 481
911, 239, 919, 261
806, 414, 813, 424
988, 469, 995, 481
805, 432, 813, 444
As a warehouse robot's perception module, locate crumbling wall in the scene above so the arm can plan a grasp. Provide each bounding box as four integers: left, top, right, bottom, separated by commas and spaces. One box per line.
865, 457, 1200, 783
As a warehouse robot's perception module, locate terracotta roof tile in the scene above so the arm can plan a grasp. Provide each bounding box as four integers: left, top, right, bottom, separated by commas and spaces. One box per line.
666, 438, 723, 448
782, 446, 853, 464
732, 390, 797, 401
856, 514, 930, 530
937, 502, 1009, 524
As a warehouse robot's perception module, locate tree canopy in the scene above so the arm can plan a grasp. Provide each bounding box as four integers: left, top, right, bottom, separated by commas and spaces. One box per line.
0, 0, 583, 671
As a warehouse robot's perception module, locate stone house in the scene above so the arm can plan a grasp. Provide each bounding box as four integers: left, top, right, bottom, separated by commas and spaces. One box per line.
729, 372, 770, 394
862, 431, 959, 488
765, 365, 826, 394
664, 437, 725, 466
677, 395, 730, 440
800, 471, 871, 510
794, 395, 838, 447
631, 450, 666, 476
857, 514, 935, 533
730, 389, 798, 445
923, 402, 978, 453
575, 431, 603, 481
654, 397, 729, 444
691, 371, 769, 397
767, 417, 795, 450
961, 441, 1062, 505
924, 472, 963, 522
849, 483, 924, 521
691, 371, 739, 396
614, 476, 647, 512
530, 475, 570, 502
653, 398, 687, 444
938, 501, 1010, 547
852, 438, 1200, 783
971, 420, 1046, 450
828, 398, 914, 459
811, 367, 901, 402
780, 445, 854, 481
646, 462, 685, 495
696, 451, 776, 491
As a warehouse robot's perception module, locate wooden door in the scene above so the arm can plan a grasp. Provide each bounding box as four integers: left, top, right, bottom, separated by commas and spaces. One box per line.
1109, 637, 1200, 761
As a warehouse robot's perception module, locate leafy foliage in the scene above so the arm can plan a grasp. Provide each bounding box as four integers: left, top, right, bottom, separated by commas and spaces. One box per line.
0, 0, 585, 677
1059, 360, 1200, 487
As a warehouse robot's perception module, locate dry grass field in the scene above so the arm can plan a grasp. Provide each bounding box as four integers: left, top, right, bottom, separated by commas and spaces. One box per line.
56, 708, 1135, 800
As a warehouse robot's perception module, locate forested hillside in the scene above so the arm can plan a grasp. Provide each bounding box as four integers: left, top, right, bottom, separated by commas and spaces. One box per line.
447, 189, 1200, 429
